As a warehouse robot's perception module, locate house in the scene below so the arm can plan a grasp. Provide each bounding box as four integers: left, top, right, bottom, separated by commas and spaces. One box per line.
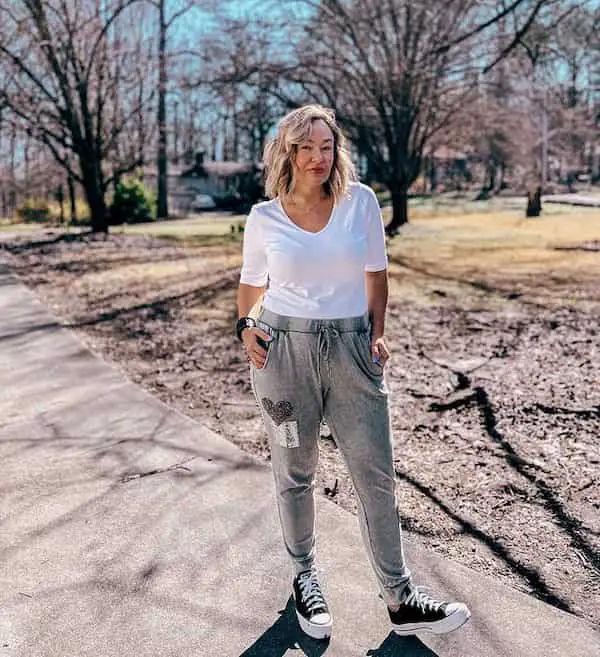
143, 151, 263, 216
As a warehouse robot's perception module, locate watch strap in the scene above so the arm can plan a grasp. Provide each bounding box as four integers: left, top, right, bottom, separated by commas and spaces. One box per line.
236, 316, 256, 341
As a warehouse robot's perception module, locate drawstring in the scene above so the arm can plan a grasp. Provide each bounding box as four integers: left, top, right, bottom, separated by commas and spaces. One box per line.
319, 327, 339, 362
320, 327, 329, 361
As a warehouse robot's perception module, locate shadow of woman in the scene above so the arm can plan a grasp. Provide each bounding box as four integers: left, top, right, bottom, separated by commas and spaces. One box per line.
367, 633, 440, 656
238, 596, 330, 657
238, 597, 440, 657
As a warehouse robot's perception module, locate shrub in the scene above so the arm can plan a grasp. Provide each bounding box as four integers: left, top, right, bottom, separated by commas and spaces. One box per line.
110, 178, 154, 225
16, 199, 53, 223
47, 198, 90, 224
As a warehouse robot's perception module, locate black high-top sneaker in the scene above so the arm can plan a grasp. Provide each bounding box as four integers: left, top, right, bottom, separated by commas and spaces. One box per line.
388, 585, 470, 635
293, 568, 333, 640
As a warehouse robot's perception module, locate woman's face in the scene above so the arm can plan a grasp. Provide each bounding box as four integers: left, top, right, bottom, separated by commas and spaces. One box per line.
293, 119, 335, 188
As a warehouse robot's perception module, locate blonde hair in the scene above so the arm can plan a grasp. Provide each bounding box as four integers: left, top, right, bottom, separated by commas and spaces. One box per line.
263, 104, 356, 201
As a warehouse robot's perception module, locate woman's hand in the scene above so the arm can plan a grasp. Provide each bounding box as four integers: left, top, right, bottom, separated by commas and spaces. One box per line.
371, 336, 390, 368
242, 327, 273, 369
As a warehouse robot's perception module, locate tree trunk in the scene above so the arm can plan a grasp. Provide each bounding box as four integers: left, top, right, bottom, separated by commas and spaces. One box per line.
81, 161, 108, 232
56, 186, 65, 224
499, 162, 506, 190
156, 0, 168, 220
592, 147, 600, 184
87, 191, 108, 232
488, 161, 496, 192
428, 158, 437, 192
173, 101, 179, 165
525, 186, 542, 218
67, 173, 77, 223
386, 184, 409, 235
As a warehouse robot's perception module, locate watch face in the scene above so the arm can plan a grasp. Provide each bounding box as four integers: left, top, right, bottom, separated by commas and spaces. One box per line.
237, 317, 255, 340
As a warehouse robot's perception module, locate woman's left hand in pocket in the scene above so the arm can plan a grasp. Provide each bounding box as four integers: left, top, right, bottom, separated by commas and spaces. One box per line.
371, 336, 390, 368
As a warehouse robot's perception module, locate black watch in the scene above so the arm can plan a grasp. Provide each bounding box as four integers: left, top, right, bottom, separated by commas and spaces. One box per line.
236, 316, 256, 341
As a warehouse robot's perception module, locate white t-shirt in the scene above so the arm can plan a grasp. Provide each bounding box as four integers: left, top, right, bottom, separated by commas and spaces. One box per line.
240, 182, 388, 319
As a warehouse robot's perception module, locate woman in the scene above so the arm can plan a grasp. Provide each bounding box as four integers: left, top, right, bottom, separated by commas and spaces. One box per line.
236, 104, 470, 640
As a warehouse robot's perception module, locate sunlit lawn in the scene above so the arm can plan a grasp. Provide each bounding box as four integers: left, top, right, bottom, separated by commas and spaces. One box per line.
3, 201, 600, 307
115, 202, 600, 306
114, 213, 243, 246
385, 205, 600, 304
0, 217, 49, 233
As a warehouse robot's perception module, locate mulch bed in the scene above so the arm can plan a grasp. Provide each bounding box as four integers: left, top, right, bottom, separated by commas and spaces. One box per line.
2, 229, 599, 626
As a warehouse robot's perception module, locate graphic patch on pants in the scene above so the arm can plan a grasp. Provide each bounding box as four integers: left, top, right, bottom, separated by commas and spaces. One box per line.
261, 397, 299, 448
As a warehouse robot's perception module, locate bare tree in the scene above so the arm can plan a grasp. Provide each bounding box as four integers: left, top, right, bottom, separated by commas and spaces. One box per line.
547, 4, 599, 186
188, 15, 283, 164
200, 0, 578, 232
0, 0, 154, 232
271, 0, 580, 234
512, 2, 599, 195
148, 0, 195, 220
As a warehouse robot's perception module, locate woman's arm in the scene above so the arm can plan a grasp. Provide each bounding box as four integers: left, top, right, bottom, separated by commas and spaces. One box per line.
237, 282, 271, 369
365, 269, 390, 366
237, 282, 266, 319
366, 269, 388, 340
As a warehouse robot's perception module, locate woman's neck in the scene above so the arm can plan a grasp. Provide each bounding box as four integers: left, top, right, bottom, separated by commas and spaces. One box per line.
289, 183, 325, 207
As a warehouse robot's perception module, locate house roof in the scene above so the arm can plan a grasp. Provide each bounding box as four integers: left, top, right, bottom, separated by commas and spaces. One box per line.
142, 159, 260, 180
204, 160, 257, 176
425, 145, 468, 160
181, 160, 258, 179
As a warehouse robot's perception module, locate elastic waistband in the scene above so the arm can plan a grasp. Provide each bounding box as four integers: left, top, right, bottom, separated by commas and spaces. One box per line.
259, 309, 369, 333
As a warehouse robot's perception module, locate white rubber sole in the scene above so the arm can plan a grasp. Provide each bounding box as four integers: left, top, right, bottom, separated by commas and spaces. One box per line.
296, 609, 333, 640
392, 607, 471, 636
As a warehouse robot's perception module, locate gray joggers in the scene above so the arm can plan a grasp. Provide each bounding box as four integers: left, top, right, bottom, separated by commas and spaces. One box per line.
250, 308, 412, 607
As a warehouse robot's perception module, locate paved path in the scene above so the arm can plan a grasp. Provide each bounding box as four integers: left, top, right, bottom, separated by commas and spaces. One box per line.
0, 262, 598, 657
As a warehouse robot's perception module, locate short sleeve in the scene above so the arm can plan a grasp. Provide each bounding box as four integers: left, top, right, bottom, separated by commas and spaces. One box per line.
240, 207, 268, 286
364, 189, 388, 272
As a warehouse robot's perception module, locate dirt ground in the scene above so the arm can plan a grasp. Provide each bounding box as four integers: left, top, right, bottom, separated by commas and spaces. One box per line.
2, 227, 599, 627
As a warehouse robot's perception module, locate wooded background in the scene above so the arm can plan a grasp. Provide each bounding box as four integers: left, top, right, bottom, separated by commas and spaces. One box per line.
1, 0, 599, 232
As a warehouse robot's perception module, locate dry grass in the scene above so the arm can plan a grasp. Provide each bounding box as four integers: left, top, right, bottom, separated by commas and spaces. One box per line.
4, 205, 599, 308
114, 214, 243, 243
90, 207, 600, 308
386, 208, 600, 305
103, 206, 600, 313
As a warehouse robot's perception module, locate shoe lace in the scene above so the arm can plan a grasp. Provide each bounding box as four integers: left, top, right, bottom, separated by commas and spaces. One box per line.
298, 570, 326, 612
403, 587, 444, 614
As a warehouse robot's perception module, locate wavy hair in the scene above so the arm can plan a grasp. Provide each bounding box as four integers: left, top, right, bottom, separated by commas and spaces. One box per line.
263, 105, 356, 201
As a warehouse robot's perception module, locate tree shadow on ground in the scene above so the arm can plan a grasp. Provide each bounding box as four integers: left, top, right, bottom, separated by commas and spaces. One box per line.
69, 266, 240, 328
471, 385, 600, 579
388, 254, 600, 306
530, 402, 600, 420
0, 322, 62, 343
397, 380, 600, 616
4, 234, 197, 282
395, 466, 575, 614
388, 254, 528, 301
46, 252, 192, 276
1, 230, 94, 252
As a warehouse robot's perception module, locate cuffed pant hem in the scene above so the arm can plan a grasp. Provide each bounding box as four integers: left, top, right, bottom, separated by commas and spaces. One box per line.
380, 573, 412, 607
292, 556, 315, 575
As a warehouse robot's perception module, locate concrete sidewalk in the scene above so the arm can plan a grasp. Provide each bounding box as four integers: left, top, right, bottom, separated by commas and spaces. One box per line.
0, 263, 598, 657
